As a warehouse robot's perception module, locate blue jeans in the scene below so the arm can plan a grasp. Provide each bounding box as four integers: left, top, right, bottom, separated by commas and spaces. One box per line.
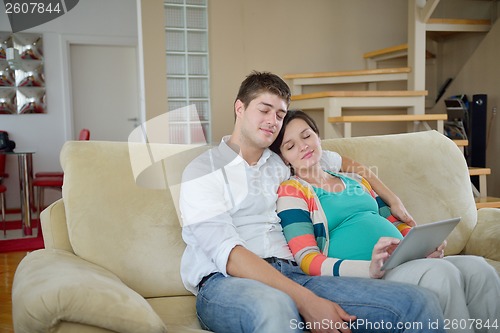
196, 260, 445, 333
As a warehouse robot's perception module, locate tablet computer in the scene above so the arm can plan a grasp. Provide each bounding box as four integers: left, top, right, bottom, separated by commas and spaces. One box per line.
381, 217, 461, 271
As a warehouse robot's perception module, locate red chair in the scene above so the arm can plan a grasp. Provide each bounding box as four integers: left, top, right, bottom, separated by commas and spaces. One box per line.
0, 153, 8, 182
32, 176, 64, 228
79, 128, 90, 140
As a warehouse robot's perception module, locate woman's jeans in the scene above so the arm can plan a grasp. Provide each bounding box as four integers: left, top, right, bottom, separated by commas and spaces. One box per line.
196, 259, 445, 333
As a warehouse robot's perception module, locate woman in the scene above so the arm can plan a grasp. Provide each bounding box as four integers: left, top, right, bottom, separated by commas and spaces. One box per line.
270, 110, 500, 332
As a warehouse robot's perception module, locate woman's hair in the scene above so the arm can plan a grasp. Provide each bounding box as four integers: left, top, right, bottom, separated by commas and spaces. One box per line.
235, 71, 291, 109
269, 109, 320, 155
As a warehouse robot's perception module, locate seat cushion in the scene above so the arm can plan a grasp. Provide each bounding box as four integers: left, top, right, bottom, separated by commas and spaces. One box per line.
147, 296, 208, 332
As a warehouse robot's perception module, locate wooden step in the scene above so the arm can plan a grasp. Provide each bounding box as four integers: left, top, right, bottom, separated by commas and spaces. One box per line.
328, 114, 447, 123
453, 139, 468, 153
292, 90, 428, 101
468, 167, 491, 199
284, 67, 411, 80
468, 167, 491, 177
426, 18, 491, 33
363, 43, 435, 62
328, 114, 446, 138
290, 90, 428, 138
284, 68, 411, 94
363, 44, 408, 60
453, 139, 468, 148
475, 197, 500, 209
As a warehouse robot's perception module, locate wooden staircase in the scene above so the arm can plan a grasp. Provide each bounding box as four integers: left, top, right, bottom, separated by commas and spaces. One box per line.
454, 140, 500, 209
329, 113, 446, 138
283, 0, 499, 208
363, 43, 436, 69
289, 89, 430, 138
285, 0, 495, 138
285, 67, 411, 95
284, 66, 427, 138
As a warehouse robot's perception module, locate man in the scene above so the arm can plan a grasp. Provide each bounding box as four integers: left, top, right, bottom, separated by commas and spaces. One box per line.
179, 71, 444, 333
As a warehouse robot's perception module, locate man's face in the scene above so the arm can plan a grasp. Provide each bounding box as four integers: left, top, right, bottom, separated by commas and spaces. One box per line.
236, 92, 287, 149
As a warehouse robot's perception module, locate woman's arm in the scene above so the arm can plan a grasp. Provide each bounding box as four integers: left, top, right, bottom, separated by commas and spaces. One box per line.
340, 156, 416, 227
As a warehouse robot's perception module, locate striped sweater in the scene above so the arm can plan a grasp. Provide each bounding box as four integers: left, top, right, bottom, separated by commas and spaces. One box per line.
276, 173, 411, 278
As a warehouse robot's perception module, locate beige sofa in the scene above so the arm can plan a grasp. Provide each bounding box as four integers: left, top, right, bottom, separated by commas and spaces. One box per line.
12, 130, 500, 333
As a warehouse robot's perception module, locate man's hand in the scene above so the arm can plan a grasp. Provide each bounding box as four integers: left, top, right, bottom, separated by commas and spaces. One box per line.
369, 237, 401, 279
227, 246, 356, 333
298, 292, 356, 333
389, 200, 416, 227
340, 156, 416, 227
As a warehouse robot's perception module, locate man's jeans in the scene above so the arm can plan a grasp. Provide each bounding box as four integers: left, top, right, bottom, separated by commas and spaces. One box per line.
196, 260, 445, 333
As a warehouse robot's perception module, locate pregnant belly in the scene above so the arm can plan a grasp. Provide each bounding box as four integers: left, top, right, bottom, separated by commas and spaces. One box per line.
328, 214, 403, 260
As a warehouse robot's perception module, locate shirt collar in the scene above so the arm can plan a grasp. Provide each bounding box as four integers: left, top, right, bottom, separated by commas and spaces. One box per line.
220, 135, 272, 168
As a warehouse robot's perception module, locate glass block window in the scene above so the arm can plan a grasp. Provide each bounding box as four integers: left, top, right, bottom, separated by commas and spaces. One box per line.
164, 0, 210, 144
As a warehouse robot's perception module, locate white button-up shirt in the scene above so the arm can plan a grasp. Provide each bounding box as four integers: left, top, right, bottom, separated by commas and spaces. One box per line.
179, 136, 341, 294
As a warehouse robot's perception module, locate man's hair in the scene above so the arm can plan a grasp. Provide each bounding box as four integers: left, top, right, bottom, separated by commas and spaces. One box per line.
235, 71, 291, 108
269, 109, 320, 154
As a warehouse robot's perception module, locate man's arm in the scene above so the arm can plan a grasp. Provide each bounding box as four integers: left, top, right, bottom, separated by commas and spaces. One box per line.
341, 156, 416, 226
226, 246, 355, 333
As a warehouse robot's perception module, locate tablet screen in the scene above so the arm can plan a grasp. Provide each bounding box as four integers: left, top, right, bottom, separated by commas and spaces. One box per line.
381, 217, 460, 271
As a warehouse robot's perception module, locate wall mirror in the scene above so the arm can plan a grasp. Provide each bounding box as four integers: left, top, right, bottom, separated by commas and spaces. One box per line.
0, 32, 45, 114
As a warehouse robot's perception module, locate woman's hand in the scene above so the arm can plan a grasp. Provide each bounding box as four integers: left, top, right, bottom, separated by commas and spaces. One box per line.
369, 237, 401, 279
426, 240, 447, 259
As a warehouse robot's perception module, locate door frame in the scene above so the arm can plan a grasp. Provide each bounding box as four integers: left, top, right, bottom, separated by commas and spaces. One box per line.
60, 34, 143, 141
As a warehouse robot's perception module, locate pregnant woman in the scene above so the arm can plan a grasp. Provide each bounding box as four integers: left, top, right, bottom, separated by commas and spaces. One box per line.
271, 110, 500, 333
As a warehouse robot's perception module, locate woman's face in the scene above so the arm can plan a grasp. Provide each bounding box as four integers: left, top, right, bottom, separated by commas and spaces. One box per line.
279, 118, 322, 173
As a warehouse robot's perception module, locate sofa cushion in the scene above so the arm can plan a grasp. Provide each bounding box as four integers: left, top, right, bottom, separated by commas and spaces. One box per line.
60, 141, 194, 298
321, 130, 477, 255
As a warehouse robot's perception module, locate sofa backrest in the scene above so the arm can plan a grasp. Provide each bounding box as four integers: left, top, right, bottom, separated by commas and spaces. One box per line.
60, 140, 205, 298
321, 130, 477, 255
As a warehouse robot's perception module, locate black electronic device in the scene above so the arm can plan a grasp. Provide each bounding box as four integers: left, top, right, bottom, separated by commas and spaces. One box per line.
469, 94, 487, 168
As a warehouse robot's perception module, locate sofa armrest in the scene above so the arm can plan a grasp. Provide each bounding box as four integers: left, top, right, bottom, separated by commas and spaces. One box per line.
463, 208, 500, 261
40, 199, 73, 252
12, 249, 167, 333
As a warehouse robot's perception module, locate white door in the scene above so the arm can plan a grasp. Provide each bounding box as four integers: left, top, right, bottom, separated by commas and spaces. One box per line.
70, 44, 140, 141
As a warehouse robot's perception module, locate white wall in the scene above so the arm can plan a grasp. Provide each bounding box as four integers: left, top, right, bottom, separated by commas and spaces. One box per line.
0, 0, 138, 207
